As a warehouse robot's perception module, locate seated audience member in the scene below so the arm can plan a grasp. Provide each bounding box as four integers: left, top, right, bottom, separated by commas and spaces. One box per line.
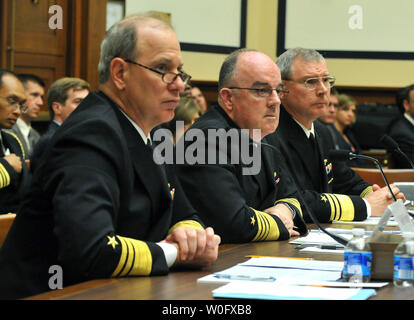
318, 88, 338, 125
388, 84, 414, 168
332, 94, 367, 167
266, 47, 404, 223
0, 14, 220, 300
168, 97, 202, 144
190, 86, 208, 113
180, 83, 193, 98
177, 49, 307, 244
30, 77, 90, 171
9, 74, 44, 159
0, 69, 31, 214
317, 88, 340, 149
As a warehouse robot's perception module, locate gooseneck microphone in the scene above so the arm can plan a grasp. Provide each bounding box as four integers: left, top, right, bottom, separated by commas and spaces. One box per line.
257, 141, 349, 246
380, 134, 414, 169
328, 149, 397, 202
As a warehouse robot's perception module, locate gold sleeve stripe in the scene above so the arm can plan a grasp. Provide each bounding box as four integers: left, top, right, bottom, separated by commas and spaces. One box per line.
331, 194, 342, 221
111, 236, 152, 277
120, 237, 135, 276
0, 163, 11, 188
168, 220, 204, 235
275, 198, 302, 216
4, 131, 25, 159
323, 193, 337, 221
324, 193, 355, 221
111, 237, 128, 277
360, 186, 373, 198
332, 194, 355, 221
250, 208, 280, 241
253, 210, 265, 241
127, 238, 152, 276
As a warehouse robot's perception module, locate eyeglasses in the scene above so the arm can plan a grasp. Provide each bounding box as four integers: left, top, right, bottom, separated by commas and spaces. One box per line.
228, 86, 289, 98
0, 96, 28, 113
285, 76, 335, 91
123, 58, 192, 85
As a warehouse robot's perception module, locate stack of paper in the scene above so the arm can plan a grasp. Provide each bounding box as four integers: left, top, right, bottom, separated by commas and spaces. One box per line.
289, 229, 351, 247
198, 257, 343, 284
198, 257, 387, 300
332, 216, 398, 226
212, 281, 377, 300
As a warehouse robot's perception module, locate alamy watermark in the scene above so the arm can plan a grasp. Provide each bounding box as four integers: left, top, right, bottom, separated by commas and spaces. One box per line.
48, 265, 63, 290
48, 5, 63, 30
47, 4, 363, 31
152, 122, 262, 176
348, 5, 363, 30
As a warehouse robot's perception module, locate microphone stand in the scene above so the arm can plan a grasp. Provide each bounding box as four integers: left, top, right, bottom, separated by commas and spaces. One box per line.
259, 141, 349, 246
348, 152, 397, 202
380, 135, 414, 169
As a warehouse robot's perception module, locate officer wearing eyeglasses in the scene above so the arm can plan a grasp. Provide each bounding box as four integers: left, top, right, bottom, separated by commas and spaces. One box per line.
267, 47, 405, 223
0, 68, 31, 214
176, 48, 308, 244
0, 14, 220, 299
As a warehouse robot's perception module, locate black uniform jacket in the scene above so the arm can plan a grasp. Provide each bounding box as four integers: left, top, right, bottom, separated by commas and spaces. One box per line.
0, 91, 204, 299
0, 130, 31, 214
266, 106, 372, 223
388, 116, 414, 169
176, 105, 307, 244
30, 120, 60, 172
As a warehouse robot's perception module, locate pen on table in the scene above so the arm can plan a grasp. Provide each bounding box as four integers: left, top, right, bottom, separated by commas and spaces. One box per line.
295, 244, 343, 250
214, 274, 276, 282
319, 245, 344, 250
246, 255, 313, 260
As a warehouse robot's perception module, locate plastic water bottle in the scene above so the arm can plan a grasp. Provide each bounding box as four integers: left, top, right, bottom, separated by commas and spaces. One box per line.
343, 228, 372, 282
393, 232, 414, 287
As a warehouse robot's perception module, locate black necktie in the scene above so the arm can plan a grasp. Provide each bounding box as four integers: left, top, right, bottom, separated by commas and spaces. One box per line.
308, 133, 322, 190
309, 133, 316, 147
28, 129, 37, 152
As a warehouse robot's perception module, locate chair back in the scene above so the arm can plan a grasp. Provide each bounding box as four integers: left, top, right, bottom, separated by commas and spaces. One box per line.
0, 214, 16, 248
352, 168, 414, 187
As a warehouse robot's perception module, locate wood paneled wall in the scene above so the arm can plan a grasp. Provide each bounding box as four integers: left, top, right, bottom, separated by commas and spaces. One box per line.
0, 0, 107, 123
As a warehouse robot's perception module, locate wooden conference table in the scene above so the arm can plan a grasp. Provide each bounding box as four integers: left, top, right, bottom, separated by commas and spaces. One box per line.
27, 224, 414, 300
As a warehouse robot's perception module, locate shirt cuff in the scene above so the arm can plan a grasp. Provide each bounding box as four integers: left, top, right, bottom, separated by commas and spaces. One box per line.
362, 198, 372, 218
156, 242, 178, 268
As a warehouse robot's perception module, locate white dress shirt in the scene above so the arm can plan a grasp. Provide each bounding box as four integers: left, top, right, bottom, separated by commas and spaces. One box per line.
15, 118, 32, 152
404, 113, 414, 127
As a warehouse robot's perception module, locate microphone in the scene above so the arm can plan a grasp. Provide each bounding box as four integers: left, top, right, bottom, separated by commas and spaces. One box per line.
380, 134, 414, 169
257, 141, 349, 246
328, 149, 397, 202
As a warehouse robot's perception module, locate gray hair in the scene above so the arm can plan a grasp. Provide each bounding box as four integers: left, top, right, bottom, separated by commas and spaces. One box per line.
98, 13, 173, 84
218, 48, 258, 91
276, 47, 325, 80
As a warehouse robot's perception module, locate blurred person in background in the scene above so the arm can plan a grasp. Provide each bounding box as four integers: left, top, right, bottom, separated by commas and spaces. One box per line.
332, 93, 367, 167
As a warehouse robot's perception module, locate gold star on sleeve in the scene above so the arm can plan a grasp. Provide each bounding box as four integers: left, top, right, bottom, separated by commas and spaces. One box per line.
107, 236, 119, 250
250, 216, 256, 226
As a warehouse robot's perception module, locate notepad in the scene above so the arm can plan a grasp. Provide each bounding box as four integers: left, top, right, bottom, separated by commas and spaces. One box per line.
289, 230, 351, 247
197, 264, 342, 284
332, 216, 398, 226
212, 282, 377, 300
239, 257, 344, 272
